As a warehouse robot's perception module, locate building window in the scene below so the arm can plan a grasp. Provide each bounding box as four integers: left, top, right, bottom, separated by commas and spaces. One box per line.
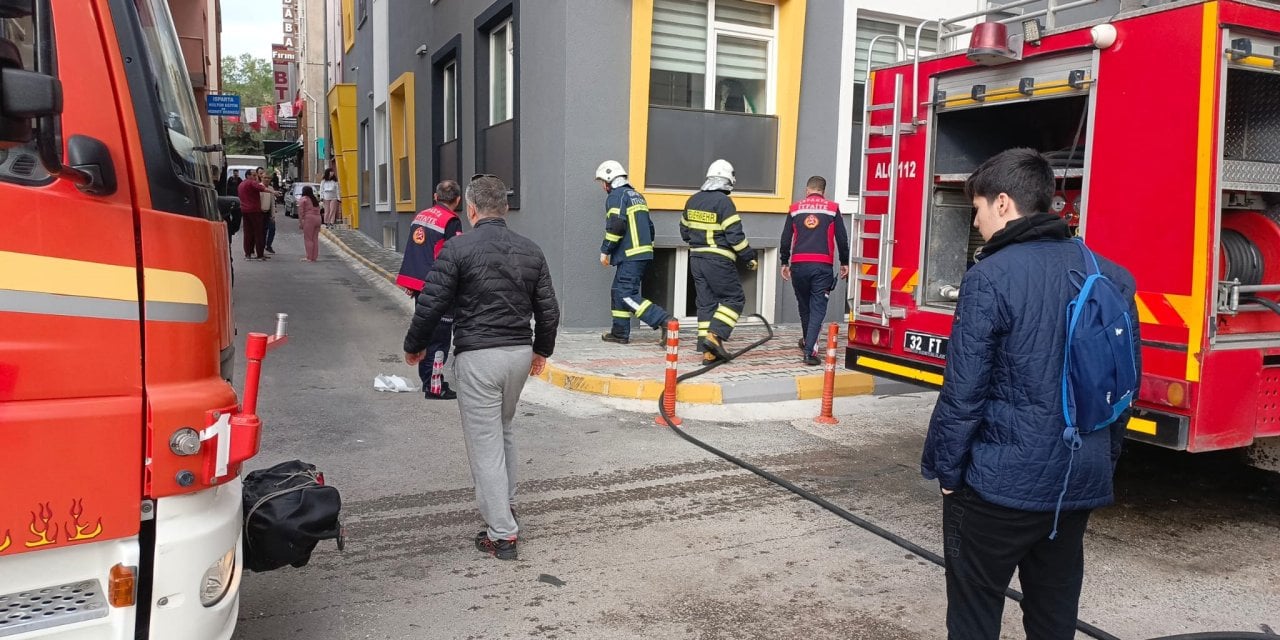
443, 61, 457, 142
849, 14, 935, 195
359, 118, 371, 205
389, 72, 416, 212
488, 19, 514, 124
432, 37, 463, 187
475, 1, 519, 208
375, 104, 389, 208
649, 0, 776, 115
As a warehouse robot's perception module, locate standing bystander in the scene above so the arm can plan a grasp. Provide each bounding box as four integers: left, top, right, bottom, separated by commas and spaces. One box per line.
921, 148, 1140, 640
237, 170, 276, 260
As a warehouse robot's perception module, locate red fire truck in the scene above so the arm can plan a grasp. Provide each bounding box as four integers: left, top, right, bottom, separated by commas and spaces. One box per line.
846, 0, 1280, 470
0, 0, 281, 637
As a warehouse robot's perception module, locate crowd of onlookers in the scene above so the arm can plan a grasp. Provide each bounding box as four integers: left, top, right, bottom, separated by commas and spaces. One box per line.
221, 166, 342, 263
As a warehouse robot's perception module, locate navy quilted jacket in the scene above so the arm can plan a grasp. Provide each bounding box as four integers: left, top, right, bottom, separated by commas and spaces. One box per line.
921, 213, 1141, 512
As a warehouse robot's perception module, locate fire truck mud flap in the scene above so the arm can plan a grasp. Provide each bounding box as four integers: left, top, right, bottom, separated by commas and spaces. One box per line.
1245, 436, 1280, 473
148, 477, 243, 640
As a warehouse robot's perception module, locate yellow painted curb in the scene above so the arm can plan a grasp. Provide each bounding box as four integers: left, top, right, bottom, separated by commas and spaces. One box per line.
539, 361, 723, 404
322, 229, 396, 283
795, 371, 875, 400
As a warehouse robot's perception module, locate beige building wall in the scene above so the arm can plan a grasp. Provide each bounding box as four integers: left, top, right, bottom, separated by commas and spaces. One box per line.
298, 0, 328, 177
168, 0, 222, 146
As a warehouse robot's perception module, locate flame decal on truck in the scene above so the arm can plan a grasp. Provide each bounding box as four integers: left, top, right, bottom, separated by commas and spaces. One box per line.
68, 499, 103, 541
25, 503, 58, 548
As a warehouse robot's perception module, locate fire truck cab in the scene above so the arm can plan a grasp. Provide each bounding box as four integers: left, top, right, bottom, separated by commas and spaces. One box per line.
0, 0, 274, 638
846, 0, 1280, 470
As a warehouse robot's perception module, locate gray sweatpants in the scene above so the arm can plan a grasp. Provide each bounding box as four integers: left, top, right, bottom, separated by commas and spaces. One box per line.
455, 345, 534, 541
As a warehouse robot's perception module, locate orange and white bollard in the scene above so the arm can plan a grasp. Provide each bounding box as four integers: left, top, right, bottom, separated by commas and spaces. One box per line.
656, 318, 683, 426
814, 323, 839, 425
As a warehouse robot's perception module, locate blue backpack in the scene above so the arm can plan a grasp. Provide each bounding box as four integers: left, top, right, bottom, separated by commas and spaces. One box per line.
1061, 238, 1138, 448
1051, 239, 1137, 539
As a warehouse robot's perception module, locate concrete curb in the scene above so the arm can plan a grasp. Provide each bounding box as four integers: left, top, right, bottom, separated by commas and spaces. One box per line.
538, 360, 875, 405
322, 228, 396, 283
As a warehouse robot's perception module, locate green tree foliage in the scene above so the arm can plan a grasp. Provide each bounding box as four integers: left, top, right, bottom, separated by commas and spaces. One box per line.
219, 54, 289, 155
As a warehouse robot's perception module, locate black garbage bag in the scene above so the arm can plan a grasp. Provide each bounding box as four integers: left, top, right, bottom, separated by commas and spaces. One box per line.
241, 460, 343, 572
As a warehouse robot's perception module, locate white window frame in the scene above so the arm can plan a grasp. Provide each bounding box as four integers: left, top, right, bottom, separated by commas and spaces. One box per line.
649, 0, 779, 114
703, 0, 777, 115
359, 119, 371, 205
835, 9, 943, 213
488, 17, 514, 125
671, 247, 777, 323
443, 60, 458, 142
375, 103, 390, 210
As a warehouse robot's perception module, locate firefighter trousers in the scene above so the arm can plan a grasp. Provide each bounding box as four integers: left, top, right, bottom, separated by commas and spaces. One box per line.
690, 254, 744, 346
609, 259, 669, 339
412, 292, 454, 396
792, 262, 835, 357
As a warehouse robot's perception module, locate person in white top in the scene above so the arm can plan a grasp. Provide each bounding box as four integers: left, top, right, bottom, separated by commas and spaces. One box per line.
319, 168, 342, 226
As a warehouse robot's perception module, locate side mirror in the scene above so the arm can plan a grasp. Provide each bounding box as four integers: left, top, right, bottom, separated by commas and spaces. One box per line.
67, 134, 116, 195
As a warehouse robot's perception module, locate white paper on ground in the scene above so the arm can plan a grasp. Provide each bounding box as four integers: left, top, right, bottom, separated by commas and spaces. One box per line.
374, 374, 418, 392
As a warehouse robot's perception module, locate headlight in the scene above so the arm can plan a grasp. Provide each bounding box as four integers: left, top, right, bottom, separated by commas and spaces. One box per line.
200, 546, 236, 607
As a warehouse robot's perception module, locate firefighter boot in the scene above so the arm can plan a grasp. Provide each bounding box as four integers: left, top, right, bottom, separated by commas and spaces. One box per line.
601, 332, 630, 345
702, 334, 731, 364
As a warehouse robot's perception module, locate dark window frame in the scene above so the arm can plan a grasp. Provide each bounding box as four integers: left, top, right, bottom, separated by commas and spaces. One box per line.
431, 35, 463, 190
473, 0, 520, 209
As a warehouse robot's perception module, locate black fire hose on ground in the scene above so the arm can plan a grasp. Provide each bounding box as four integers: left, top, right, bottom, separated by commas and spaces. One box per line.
654, 315, 1275, 640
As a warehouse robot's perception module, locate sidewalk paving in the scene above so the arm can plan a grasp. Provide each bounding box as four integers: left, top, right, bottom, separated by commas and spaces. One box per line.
323, 227, 877, 404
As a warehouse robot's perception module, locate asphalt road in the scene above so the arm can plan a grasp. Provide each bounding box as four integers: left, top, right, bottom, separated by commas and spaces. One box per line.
230, 227, 1280, 640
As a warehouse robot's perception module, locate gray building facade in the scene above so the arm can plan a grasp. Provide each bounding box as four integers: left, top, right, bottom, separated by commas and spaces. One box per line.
340, 0, 975, 330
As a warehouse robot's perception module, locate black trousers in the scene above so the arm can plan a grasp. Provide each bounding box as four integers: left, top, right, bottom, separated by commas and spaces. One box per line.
412, 292, 454, 395
943, 488, 1091, 640
690, 254, 744, 344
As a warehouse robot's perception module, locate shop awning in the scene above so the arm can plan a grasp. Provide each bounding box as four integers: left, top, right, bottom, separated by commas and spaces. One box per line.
266, 141, 303, 160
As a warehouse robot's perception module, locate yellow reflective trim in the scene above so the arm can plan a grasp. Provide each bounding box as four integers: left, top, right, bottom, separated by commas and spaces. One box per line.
604, 233, 623, 242
721, 214, 741, 228
732, 239, 750, 253
855, 355, 944, 387
692, 247, 736, 260
1127, 417, 1158, 436
611, 310, 632, 318
626, 204, 647, 215
715, 305, 739, 320
625, 245, 654, 257
705, 229, 716, 249
697, 321, 711, 328
0, 250, 208, 306
627, 205, 641, 249
635, 300, 653, 316
714, 312, 738, 327
606, 207, 620, 218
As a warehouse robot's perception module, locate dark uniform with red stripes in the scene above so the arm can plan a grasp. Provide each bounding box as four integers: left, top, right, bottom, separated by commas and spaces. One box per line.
781, 194, 850, 358
397, 204, 462, 397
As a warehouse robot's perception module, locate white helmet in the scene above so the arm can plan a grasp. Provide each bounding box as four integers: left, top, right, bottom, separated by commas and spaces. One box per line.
706, 159, 736, 186
595, 160, 627, 184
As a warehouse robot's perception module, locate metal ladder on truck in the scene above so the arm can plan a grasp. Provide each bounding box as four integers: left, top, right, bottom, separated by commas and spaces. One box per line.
851, 48, 913, 327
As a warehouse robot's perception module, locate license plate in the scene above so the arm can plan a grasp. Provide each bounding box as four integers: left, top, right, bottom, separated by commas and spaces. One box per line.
904, 331, 948, 360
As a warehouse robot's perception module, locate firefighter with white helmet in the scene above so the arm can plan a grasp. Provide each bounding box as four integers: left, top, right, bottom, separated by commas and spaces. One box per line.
596, 160, 671, 345
681, 159, 756, 363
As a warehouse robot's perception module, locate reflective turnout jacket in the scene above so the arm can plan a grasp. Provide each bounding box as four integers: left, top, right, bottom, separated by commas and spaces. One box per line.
681, 190, 752, 261
600, 185, 656, 264
396, 204, 462, 293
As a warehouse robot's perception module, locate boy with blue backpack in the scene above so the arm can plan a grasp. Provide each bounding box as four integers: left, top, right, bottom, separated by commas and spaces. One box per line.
921, 148, 1141, 640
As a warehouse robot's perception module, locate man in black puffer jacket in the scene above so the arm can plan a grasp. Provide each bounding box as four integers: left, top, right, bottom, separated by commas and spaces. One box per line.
403, 175, 560, 561
922, 149, 1139, 640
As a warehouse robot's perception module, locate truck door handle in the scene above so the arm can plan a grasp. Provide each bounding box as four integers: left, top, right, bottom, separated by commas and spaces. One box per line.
67, 134, 117, 196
